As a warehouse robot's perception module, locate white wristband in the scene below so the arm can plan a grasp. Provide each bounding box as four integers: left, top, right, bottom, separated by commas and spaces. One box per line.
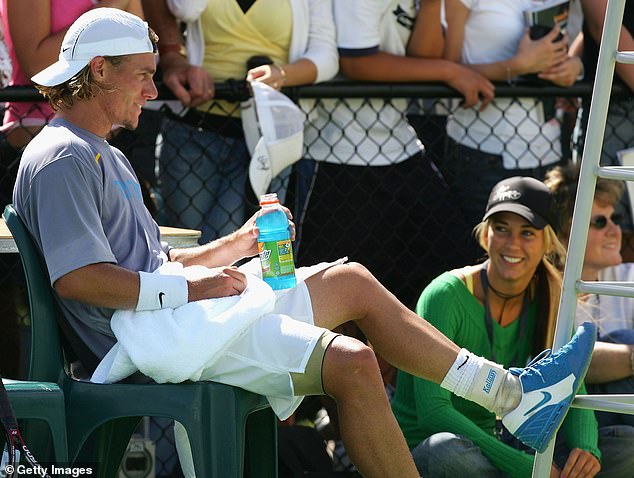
136, 271, 188, 311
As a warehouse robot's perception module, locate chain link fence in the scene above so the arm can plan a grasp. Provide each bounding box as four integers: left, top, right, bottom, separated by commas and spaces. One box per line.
1, 80, 632, 476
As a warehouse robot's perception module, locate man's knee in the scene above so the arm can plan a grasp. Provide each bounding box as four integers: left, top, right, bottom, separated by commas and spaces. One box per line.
343, 262, 377, 288
326, 261, 376, 289
321, 335, 382, 398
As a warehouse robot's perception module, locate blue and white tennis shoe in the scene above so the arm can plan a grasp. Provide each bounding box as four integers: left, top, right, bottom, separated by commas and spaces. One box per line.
501, 321, 597, 453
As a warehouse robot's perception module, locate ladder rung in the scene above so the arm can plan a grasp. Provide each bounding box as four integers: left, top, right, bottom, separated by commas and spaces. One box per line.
616, 51, 634, 64
597, 166, 634, 181
573, 394, 634, 414
577, 280, 634, 297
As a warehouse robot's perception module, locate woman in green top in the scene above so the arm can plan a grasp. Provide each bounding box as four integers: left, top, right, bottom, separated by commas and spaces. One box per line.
392, 176, 604, 478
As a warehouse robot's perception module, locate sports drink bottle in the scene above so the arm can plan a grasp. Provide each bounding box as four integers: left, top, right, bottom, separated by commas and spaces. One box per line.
256, 193, 296, 290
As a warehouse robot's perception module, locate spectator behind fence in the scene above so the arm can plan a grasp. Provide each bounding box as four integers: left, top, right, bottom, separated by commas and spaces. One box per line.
15, 9, 597, 478
572, 0, 634, 231
141, 0, 338, 243
546, 164, 634, 439
392, 176, 634, 478
404, 0, 453, 185
297, 0, 495, 310
442, 0, 583, 231
0, 0, 144, 208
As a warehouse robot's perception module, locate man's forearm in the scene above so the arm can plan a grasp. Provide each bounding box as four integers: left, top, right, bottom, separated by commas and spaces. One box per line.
54, 263, 140, 310
169, 232, 252, 269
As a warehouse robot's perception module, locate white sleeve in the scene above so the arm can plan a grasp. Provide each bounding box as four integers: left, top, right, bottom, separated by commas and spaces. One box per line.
166, 0, 207, 22
301, 0, 339, 82
334, 0, 384, 52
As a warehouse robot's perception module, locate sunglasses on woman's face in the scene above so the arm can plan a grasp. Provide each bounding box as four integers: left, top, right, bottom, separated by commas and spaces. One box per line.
589, 213, 623, 229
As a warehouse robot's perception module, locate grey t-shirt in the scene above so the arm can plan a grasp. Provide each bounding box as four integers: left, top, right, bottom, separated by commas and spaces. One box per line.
14, 118, 168, 364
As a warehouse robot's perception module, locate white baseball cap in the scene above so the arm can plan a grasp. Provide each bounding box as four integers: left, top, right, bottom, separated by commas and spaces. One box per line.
31, 8, 155, 87
242, 81, 304, 198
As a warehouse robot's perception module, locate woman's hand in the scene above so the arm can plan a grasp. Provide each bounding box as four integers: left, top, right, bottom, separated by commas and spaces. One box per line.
515, 26, 570, 75
560, 448, 601, 478
539, 56, 583, 87
247, 64, 287, 90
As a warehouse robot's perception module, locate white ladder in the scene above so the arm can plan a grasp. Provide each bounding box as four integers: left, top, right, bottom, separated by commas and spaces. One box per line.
532, 0, 634, 475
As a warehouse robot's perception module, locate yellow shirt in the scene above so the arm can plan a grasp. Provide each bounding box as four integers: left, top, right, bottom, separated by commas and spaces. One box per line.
199, 0, 292, 117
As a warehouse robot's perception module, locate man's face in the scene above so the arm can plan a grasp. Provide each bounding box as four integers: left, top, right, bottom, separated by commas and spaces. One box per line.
100, 52, 157, 130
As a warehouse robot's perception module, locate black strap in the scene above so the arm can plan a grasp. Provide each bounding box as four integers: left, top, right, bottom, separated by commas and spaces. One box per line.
479, 262, 530, 366
161, 103, 246, 138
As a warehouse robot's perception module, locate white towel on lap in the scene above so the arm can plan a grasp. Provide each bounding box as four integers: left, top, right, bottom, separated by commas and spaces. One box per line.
91, 261, 276, 384
91, 258, 348, 413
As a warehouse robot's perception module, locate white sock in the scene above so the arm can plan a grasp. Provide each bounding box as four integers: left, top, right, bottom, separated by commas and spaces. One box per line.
440, 348, 521, 415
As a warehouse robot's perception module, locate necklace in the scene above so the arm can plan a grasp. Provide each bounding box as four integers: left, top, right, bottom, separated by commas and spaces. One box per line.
486, 277, 526, 300
489, 291, 518, 325
481, 262, 532, 324
479, 262, 531, 363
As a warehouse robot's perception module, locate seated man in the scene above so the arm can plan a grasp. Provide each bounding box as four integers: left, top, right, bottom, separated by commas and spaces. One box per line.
14, 8, 596, 478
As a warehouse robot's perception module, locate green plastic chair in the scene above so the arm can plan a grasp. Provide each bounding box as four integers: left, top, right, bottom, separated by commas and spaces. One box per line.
4, 204, 277, 478
2, 378, 68, 463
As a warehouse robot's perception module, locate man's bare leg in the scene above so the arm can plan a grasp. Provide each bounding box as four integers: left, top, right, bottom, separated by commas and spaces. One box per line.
306, 262, 460, 382
306, 264, 519, 413
321, 335, 420, 478
303, 262, 463, 477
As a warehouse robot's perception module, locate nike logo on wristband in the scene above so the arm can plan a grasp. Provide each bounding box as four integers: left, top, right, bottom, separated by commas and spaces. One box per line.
457, 356, 469, 370
158, 292, 165, 308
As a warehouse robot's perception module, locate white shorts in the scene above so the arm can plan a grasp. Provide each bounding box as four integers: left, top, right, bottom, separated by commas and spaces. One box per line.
197, 259, 345, 419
